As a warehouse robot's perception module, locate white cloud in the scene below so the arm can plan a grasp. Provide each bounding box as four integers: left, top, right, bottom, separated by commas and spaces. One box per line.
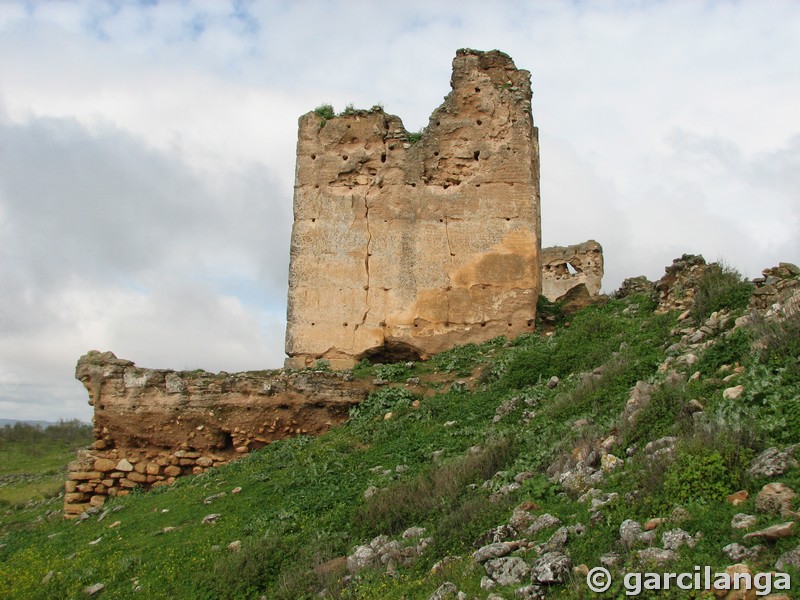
0, 110, 290, 421
1, 0, 799, 420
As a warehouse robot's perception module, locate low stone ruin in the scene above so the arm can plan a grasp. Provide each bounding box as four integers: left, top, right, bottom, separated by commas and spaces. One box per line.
64, 351, 369, 517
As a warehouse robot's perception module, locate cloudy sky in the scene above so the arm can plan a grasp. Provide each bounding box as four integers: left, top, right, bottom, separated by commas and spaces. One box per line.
1, 0, 798, 422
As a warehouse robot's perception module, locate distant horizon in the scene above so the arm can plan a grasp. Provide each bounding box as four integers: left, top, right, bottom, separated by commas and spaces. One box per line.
0, 418, 91, 427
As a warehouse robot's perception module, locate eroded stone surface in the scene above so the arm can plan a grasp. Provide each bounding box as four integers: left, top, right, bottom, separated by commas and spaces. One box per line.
285, 49, 541, 368
541, 240, 603, 304
66, 350, 369, 516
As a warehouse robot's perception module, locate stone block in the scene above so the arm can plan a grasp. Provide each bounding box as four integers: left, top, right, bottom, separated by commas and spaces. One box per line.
115, 459, 133, 472
63, 502, 91, 514
94, 458, 117, 472
127, 471, 147, 483
70, 471, 103, 481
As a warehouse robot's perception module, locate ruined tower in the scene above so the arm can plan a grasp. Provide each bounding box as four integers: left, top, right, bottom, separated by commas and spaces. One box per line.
285, 49, 541, 369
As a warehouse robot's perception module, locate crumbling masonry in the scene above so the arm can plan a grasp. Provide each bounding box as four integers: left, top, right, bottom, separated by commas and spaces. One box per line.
284, 49, 542, 369
541, 240, 604, 305
64, 351, 369, 516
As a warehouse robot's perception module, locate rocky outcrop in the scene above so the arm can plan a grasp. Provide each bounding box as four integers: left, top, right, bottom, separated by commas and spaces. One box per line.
617, 256, 800, 318
285, 49, 541, 369
541, 240, 603, 305
614, 254, 712, 312
750, 262, 800, 314
614, 275, 656, 300
65, 351, 369, 516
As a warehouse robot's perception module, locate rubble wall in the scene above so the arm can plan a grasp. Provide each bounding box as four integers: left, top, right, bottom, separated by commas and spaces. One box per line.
65, 351, 369, 516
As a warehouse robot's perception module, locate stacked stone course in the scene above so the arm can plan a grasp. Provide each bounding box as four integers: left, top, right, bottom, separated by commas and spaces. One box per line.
65, 350, 370, 516
750, 262, 800, 314
64, 448, 231, 515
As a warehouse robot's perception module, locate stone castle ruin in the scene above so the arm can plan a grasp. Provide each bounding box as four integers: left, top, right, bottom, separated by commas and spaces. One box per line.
64, 49, 607, 516
541, 240, 604, 306
64, 351, 369, 516
285, 49, 543, 369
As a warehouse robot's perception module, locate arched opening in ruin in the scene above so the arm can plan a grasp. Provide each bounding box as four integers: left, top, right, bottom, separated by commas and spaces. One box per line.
217, 431, 233, 451
357, 340, 424, 364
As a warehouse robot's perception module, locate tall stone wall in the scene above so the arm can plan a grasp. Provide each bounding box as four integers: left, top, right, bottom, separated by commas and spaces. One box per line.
285, 49, 541, 369
65, 351, 369, 516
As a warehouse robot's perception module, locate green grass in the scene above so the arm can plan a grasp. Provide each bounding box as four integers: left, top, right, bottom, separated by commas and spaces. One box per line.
0, 443, 80, 477
1, 279, 799, 599
0, 474, 65, 507
0, 421, 92, 531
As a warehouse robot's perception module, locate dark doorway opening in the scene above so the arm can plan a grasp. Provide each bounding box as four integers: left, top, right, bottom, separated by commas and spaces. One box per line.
358, 340, 423, 364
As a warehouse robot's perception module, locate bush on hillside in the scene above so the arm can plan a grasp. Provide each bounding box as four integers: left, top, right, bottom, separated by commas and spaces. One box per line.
753, 310, 800, 383
695, 327, 752, 374
662, 446, 732, 506
347, 386, 417, 440
690, 262, 753, 322
623, 381, 690, 448
373, 362, 411, 382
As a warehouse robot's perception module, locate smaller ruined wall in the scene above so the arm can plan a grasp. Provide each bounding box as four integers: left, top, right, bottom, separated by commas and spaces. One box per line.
616, 256, 800, 316
66, 351, 370, 516
541, 240, 603, 303
653, 254, 709, 313
614, 254, 711, 313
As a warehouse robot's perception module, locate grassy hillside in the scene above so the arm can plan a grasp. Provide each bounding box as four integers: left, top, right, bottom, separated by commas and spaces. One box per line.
1, 266, 799, 599
0, 421, 93, 530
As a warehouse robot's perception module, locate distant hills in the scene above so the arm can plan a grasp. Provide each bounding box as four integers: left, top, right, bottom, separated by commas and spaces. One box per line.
0, 419, 88, 428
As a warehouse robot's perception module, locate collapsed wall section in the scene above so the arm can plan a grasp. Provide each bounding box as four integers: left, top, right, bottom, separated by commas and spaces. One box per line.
65, 351, 369, 516
285, 49, 541, 369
